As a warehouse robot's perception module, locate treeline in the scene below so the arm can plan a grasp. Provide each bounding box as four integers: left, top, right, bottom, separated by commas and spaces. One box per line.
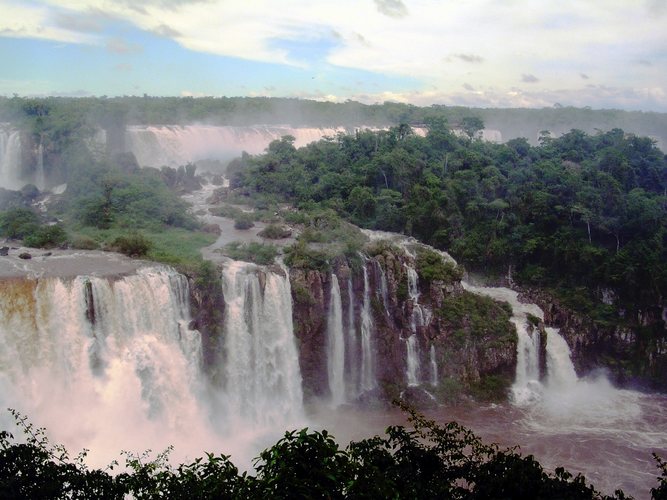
230, 120, 667, 369
3, 406, 661, 499
1, 96, 666, 144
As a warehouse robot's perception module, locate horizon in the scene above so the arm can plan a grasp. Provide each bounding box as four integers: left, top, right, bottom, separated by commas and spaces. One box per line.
0, 1, 665, 113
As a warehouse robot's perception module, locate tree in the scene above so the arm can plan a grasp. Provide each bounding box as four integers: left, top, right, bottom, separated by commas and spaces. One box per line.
460, 116, 485, 140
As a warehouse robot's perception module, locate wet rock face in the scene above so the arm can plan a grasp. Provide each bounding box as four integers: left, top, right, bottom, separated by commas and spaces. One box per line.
520, 287, 666, 388
289, 268, 328, 399
288, 249, 517, 404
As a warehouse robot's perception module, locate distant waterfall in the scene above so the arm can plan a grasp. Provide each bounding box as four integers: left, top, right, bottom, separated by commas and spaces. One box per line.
0, 127, 23, 190
125, 124, 375, 168
0, 266, 211, 464
327, 274, 346, 405
360, 263, 377, 392
221, 261, 303, 425
375, 261, 390, 313
544, 327, 578, 389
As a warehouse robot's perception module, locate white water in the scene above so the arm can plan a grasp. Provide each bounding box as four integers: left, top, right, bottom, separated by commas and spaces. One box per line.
220, 261, 304, 426
327, 274, 346, 405
430, 344, 438, 386
125, 124, 379, 168
359, 263, 376, 392
0, 127, 23, 190
406, 335, 420, 386
376, 261, 390, 314
0, 267, 215, 465
346, 277, 359, 395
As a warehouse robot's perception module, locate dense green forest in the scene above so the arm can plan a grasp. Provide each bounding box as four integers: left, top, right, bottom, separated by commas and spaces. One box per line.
229, 120, 667, 380
2, 405, 663, 499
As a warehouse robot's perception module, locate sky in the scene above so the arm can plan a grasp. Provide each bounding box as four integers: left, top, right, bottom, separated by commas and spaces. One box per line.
0, 0, 665, 111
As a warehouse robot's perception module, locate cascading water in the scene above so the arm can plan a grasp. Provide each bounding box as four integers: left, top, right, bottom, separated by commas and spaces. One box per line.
220, 261, 304, 426
0, 266, 214, 465
429, 345, 438, 386
327, 274, 345, 405
0, 127, 23, 190
375, 261, 390, 313
359, 263, 376, 392
406, 335, 420, 386
346, 277, 359, 395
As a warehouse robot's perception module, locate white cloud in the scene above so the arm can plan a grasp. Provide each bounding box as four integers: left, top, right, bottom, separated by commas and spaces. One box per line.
1, 0, 665, 109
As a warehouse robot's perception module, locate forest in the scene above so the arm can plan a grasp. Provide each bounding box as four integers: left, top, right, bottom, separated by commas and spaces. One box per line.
229, 119, 667, 382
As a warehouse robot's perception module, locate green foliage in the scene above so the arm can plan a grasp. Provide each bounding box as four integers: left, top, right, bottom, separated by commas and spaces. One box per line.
111, 232, 152, 257
439, 292, 515, 344
416, 248, 464, 285
23, 224, 67, 249
257, 223, 291, 239
220, 241, 279, 265
283, 241, 330, 271
233, 213, 255, 230
0, 207, 39, 239
1, 406, 638, 499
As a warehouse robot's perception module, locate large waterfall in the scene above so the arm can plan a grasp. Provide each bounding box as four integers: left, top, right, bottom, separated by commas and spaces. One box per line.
220, 261, 304, 426
125, 125, 375, 168
0, 126, 23, 190
359, 264, 377, 392
0, 267, 213, 465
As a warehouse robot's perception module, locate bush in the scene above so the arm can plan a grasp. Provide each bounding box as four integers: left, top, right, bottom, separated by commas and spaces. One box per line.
234, 214, 255, 230
258, 224, 291, 239
416, 248, 464, 284
0, 208, 39, 239
70, 235, 99, 250
23, 224, 68, 249
111, 232, 152, 257
220, 242, 278, 265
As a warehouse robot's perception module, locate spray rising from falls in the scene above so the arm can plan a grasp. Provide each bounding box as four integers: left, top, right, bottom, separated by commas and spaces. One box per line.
125, 125, 378, 168
220, 261, 304, 426
0, 267, 213, 464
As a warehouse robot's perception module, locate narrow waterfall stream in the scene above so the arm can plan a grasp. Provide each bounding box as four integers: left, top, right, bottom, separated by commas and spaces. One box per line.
327, 274, 346, 405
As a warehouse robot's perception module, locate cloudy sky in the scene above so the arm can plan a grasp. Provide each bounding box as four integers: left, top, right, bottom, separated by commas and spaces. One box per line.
0, 0, 665, 111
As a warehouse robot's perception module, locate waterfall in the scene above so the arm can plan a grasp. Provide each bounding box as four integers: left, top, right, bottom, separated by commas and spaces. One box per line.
405, 264, 430, 332
545, 327, 578, 389
346, 277, 359, 395
430, 345, 438, 386
359, 263, 376, 392
125, 124, 377, 168
0, 266, 212, 465
375, 261, 390, 313
35, 139, 45, 191
461, 282, 544, 405
327, 274, 345, 405
220, 261, 303, 426
405, 335, 420, 386
0, 127, 23, 190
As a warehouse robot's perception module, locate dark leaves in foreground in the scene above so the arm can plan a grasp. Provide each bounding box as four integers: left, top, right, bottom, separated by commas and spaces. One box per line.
0, 405, 660, 499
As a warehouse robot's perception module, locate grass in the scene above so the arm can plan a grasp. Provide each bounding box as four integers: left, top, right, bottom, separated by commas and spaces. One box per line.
70, 225, 217, 268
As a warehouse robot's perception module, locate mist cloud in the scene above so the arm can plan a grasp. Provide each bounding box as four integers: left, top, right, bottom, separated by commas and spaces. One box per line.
374, 0, 408, 18
522, 74, 540, 83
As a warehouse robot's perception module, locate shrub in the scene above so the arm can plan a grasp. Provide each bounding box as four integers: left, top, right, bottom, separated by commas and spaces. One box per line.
234, 214, 255, 230
70, 235, 99, 250
111, 232, 152, 257
416, 248, 464, 284
23, 224, 68, 249
220, 242, 278, 265
258, 224, 292, 239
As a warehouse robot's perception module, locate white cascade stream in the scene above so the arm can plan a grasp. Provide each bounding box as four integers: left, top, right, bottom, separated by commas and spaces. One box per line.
327, 274, 346, 405
406, 335, 420, 386
220, 260, 304, 427
359, 262, 377, 392
429, 345, 438, 386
